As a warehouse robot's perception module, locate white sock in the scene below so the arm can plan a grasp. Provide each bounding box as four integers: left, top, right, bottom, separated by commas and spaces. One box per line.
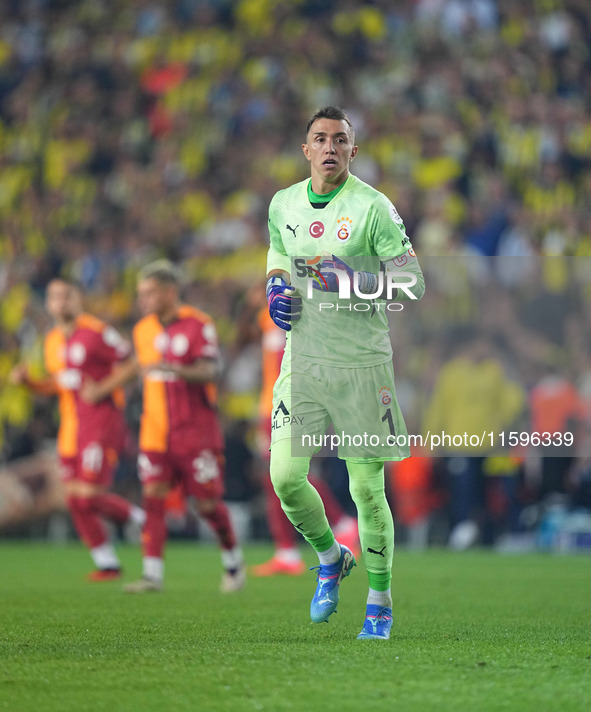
130, 506, 146, 526
91, 543, 120, 570
143, 556, 164, 582
367, 587, 392, 608
275, 548, 302, 564
317, 539, 341, 565
221, 546, 243, 571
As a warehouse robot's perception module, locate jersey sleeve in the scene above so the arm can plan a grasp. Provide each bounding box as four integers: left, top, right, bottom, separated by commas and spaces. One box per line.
370, 193, 425, 301
98, 325, 132, 363
266, 194, 291, 276
189, 319, 219, 361
368, 194, 413, 257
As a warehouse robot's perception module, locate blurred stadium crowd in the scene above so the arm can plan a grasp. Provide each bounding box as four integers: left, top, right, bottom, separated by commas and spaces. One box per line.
1, 0, 591, 546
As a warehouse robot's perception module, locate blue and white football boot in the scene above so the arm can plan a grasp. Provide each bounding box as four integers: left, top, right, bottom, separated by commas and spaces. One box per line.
357, 604, 393, 640
309, 544, 356, 623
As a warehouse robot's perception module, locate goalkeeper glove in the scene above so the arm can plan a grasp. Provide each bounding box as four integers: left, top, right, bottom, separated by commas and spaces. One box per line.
266, 276, 302, 331
312, 255, 378, 294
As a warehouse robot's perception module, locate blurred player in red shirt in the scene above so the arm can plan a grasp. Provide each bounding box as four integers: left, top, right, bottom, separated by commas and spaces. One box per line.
84, 261, 245, 593
11, 278, 145, 580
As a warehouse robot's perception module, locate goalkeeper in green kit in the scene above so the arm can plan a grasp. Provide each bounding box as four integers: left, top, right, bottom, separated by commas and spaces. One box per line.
266, 107, 425, 639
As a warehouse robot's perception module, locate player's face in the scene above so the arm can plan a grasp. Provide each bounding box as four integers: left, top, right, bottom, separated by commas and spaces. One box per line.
45, 281, 81, 323
302, 118, 358, 189
137, 277, 176, 318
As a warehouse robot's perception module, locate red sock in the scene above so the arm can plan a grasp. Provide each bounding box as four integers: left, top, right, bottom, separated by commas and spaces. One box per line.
311, 476, 345, 525
263, 473, 296, 549
93, 493, 133, 523
201, 501, 237, 550
68, 496, 107, 549
142, 496, 167, 558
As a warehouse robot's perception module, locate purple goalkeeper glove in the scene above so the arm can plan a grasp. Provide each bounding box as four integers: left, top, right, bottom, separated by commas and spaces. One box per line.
266, 276, 302, 331
312, 255, 378, 294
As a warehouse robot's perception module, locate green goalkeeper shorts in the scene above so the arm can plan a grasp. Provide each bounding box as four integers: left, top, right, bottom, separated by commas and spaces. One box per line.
270, 357, 410, 462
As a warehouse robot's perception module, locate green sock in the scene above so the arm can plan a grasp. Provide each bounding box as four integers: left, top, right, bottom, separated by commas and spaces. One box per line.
345, 459, 394, 585
308, 527, 335, 553
367, 571, 392, 591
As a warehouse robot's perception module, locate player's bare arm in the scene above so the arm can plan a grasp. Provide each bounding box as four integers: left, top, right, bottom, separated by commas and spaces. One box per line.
81, 357, 139, 404
144, 357, 219, 384
9, 364, 57, 395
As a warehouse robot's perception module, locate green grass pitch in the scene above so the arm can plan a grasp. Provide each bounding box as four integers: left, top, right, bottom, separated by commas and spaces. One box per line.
0, 543, 589, 712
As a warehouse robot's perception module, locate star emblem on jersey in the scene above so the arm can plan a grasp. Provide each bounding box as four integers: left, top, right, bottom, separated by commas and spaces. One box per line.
336, 216, 352, 242
309, 221, 324, 238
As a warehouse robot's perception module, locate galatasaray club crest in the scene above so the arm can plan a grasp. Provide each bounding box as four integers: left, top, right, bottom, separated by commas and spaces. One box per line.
379, 387, 392, 406
336, 216, 352, 242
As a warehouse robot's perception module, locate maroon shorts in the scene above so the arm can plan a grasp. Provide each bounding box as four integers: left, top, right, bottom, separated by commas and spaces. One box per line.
137, 448, 225, 500
74, 421, 126, 486
59, 456, 78, 483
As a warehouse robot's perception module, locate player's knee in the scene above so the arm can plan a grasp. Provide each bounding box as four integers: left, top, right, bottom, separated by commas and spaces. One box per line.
144, 482, 169, 498
195, 498, 217, 515
269, 453, 310, 505
349, 480, 375, 507
348, 462, 386, 508
75, 482, 104, 498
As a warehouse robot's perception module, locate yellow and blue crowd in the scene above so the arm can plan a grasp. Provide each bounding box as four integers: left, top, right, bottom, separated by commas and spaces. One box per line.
1, 0, 591, 538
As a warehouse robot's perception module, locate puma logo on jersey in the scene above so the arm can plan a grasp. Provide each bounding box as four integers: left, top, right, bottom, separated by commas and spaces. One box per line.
286, 224, 299, 238
367, 546, 386, 557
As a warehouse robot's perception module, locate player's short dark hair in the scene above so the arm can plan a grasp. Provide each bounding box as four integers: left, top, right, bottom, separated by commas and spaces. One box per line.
306, 106, 354, 137
138, 259, 181, 287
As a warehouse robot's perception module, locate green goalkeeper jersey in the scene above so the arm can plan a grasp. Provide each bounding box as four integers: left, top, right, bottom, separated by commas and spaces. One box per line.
266, 174, 423, 368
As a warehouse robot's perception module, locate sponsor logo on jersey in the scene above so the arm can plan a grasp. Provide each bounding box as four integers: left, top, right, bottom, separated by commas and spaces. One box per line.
68, 342, 86, 366
57, 368, 82, 390
145, 369, 180, 382
389, 202, 404, 225
379, 387, 392, 406
271, 400, 304, 430
293, 256, 329, 290
309, 221, 324, 238
171, 333, 189, 357
286, 224, 299, 238
336, 216, 352, 242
